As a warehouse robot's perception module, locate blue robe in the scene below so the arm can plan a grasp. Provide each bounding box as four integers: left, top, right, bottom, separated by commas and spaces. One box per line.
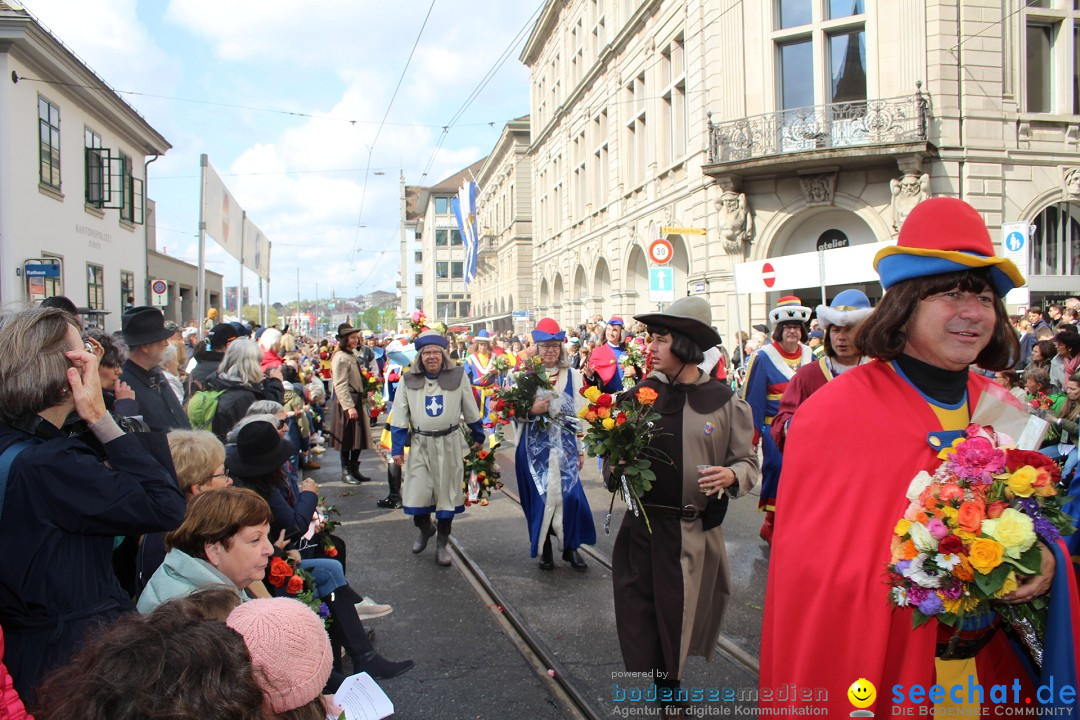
514, 369, 596, 556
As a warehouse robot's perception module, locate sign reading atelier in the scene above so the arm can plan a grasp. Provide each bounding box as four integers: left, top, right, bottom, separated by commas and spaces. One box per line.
815, 229, 849, 251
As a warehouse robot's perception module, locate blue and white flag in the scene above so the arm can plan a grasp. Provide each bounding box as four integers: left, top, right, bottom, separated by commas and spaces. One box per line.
451, 181, 479, 287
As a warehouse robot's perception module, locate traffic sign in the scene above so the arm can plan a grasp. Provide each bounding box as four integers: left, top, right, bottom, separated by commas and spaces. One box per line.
762, 262, 776, 289
151, 279, 168, 307
648, 239, 674, 265
649, 267, 674, 301
151, 280, 167, 295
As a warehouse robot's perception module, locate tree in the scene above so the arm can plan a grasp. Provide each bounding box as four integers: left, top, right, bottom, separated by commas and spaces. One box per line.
361, 307, 396, 332
242, 305, 279, 326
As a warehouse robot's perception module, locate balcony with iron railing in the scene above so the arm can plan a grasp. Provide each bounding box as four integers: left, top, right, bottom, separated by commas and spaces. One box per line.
704, 85, 933, 177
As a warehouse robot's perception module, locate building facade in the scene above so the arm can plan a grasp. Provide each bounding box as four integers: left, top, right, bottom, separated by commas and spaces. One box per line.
0, 2, 170, 333
472, 116, 534, 332
407, 159, 486, 326
522, 0, 1080, 343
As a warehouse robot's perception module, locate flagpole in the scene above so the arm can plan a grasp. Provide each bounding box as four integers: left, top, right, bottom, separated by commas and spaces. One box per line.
239, 211, 246, 323
197, 154, 208, 342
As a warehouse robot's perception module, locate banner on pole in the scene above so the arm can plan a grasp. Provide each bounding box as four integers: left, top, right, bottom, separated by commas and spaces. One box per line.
243, 217, 272, 281
202, 160, 245, 263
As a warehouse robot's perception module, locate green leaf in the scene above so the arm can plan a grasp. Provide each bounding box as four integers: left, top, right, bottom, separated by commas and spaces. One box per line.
912, 608, 930, 628
1004, 544, 1044, 576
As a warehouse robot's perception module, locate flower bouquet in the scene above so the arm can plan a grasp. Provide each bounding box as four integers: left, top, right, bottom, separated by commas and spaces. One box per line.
579, 384, 665, 532
462, 434, 503, 507
480, 353, 516, 387
489, 356, 560, 432
620, 344, 646, 390
359, 367, 382, 397
409, 310, 427, 334
885, 424, 1074, 665
266, 556, 332, 628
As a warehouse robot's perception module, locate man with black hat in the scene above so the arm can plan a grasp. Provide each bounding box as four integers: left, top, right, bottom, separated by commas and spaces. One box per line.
389, 330, 485, 566
186, 322, 238, 394
610, 296, 758, 712
328, 323, 374, 485
118, 306, 191, 432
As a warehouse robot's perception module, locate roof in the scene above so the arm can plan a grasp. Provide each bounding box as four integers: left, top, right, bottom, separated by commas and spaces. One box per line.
406, 157, 488, 220
431, 158, 488, 192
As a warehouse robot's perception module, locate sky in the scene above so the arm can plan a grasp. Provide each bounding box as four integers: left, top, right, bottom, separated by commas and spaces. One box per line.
18, 0, 540, 305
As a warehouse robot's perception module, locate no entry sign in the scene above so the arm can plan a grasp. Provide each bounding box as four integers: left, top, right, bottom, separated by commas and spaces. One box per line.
762, 262, 776, 288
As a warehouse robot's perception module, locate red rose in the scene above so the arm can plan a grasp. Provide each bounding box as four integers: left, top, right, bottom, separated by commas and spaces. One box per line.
1005, 449, 1061, 484
986, 500, 1009, 519
938, 534, 964, 555
267, 557, 292, 588
596, 393, 613, 408
324, 546, 338, 558
615, 413, 627, 426
286, 574, 304, 594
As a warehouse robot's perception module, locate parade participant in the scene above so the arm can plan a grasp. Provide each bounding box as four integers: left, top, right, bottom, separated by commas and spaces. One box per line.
739, 296, 812, 542
514, 319, 595, 571
760, 197, 1080, 715
613, 297, 758, 713
770, 289, 872, 452
464, 329, 499, 423
328, 323, 374, 485
583, 317, 639, 393
119, 306, 191, 432
389, 330, 485, 566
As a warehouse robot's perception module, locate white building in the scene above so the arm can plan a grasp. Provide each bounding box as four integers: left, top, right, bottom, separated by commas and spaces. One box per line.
0, 2, 170, 333
522, 0, 1080, 342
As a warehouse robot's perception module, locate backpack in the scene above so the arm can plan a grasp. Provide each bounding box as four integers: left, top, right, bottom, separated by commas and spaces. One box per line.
187, 389, 226, 430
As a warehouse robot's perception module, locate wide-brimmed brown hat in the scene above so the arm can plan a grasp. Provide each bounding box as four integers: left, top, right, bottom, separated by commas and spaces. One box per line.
634, 296, 721, 350
336, 323, 361, 340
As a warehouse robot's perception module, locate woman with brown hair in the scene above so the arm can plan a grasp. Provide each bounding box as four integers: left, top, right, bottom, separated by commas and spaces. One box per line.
0, 307, 185, 705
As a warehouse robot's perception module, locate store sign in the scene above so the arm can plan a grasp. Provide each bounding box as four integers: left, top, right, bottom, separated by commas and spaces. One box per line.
815, 229, 849, 251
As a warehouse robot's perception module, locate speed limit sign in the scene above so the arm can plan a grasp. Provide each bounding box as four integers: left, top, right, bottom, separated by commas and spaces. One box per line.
648, 238, 673, 265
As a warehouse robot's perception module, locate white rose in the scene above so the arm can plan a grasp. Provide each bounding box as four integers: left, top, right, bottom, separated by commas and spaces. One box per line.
908, 521, 938, 554
906, 471, 934, 502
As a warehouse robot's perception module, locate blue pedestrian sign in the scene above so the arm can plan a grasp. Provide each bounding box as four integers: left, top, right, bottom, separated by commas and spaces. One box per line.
1005, 231, 1025, 253
649, 267, 674, 302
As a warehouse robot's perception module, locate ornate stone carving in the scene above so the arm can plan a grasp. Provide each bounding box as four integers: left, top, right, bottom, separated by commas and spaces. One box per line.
1063, 167, 1080, 199
715, 190, 753, 255
799, 172, 836, 206
890, 172, 930, 231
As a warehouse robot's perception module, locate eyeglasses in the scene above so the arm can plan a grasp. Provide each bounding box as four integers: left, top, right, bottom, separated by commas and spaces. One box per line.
209, 469, 230, 481
537, 343, 561, 351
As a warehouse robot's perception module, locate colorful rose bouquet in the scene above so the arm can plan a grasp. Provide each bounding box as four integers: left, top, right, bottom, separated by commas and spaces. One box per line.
579, 384, 665, 533
489, 356, 561, 432
409, 310, 427, 334
266, 557, 332, 627
620, 344, 646, 390
462, 434, 503, 507
885, 424, 1073, 663
359, 367, 382, 398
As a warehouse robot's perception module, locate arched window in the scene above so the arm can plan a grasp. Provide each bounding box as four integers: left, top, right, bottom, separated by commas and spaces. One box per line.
1030, 202, 1080, 276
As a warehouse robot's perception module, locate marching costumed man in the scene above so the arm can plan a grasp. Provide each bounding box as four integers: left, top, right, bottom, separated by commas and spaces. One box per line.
770, 288, 872, 453
389, 331, 485, 566
612, 297, 759, 714
739, 295, 813, 543
328, 323, 374, 485
514, 318, 596, 571
761, 197, 1080, 715
583, 317, 640, 394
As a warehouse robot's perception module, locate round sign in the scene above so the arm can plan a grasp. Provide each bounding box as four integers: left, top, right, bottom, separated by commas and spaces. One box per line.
815, 229, 849, 251
151, 280, 167, 295
762, 262, 776, 289
1005, 231, 1025, 253
648, 239, 673, 265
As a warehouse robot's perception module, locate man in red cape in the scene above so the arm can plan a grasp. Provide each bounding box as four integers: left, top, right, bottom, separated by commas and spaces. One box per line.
760, 197, 1080, 715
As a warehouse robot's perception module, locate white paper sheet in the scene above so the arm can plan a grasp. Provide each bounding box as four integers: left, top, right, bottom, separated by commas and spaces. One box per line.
327, 672, 394, 720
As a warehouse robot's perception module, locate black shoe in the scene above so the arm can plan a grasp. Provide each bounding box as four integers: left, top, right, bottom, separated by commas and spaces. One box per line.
355, 652, 414, 680
376, 497, 402, 509
342, 468, 362, 485
539, 537, 554, 571
562, 548, 587, 571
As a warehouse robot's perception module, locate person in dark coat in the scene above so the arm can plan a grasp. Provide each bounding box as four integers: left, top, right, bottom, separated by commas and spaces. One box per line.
187, 322, 238, 394
203, 339, 284, 442
118, 306, 191, 432
0, 308, 186, 705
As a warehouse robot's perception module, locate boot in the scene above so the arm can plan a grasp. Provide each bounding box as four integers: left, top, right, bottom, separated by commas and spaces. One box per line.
412, 515, 435, 554
538, 535, 554, 571
342, 459, 361, 486
323, 587, 413, 680
348, 451, 372, 483
562, 547, 587, 572
377, 463, 403, 509
435, 520, 452, 567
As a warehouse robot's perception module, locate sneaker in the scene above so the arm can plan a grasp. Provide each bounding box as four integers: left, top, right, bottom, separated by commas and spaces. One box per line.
311, 446, 326, 455
355, 597, 393, 619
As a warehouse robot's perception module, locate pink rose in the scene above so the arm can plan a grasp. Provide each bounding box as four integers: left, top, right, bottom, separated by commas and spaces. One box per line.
927, 518, 949, 540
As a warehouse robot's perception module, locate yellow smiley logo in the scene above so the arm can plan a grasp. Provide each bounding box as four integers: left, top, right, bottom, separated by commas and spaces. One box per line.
847, 678, 876, 709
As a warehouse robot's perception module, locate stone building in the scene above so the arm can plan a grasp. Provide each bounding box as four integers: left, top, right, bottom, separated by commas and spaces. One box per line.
521, 0, 1080, 342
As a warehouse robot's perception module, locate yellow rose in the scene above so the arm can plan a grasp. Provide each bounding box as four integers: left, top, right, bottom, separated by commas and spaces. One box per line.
577, 407, 589, 418
583, 386, 602, 403
894, 519, 912, 537
1007, 466, 1038, 498
993, 571, 1019, 599
981, 508, 1037, 559
602, 417, 616, 430
968, 538, 1006, 574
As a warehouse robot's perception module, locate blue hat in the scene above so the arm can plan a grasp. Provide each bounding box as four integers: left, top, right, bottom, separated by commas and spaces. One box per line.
474, 329, 492, 342
815, 289, 873, 331
531, 318, 566, 343
607, 317, 624, 327
415, 330, 449, 350
230, 321, 251, 337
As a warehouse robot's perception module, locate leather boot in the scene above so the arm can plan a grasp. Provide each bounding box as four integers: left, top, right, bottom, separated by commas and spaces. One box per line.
562, 547, 587, 571
435, 522, 452, 567
538, 535, 554, 571
323, 587, 413, 680
342, 460, 361, 485
411, 516, 435, 554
